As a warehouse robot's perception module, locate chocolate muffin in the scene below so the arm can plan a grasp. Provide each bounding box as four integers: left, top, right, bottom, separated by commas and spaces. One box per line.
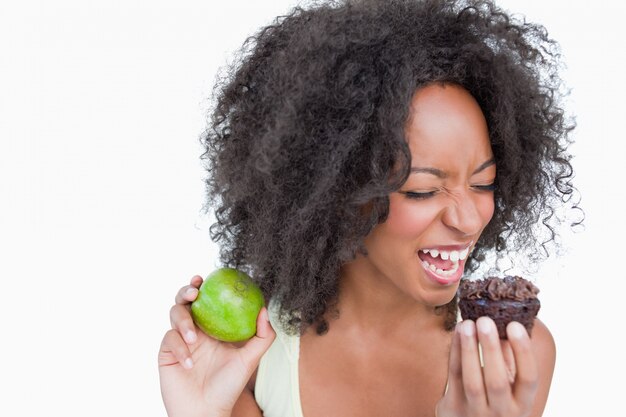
458, 276, 540, 339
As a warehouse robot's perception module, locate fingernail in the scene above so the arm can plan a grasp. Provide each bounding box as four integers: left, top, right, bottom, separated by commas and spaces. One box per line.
185, 330, 197, 344
186, 287, 197, 296
508, 322, 526, 339
463, 321, 475, 336
477, 317, 493, 334
184, 357, 194, 369
455, 322, 463, 334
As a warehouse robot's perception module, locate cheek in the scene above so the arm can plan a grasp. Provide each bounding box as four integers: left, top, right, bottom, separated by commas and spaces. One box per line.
477, 195, 496, 226
384, 196, 438, 239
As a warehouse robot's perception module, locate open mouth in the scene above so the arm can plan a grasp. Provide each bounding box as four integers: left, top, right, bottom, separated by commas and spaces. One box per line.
417, 245, 471, 280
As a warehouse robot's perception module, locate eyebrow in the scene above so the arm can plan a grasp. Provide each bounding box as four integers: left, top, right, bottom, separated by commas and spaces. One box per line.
409, 167, 448, 178
410, 158, 496, 178
472, 158, 496, 175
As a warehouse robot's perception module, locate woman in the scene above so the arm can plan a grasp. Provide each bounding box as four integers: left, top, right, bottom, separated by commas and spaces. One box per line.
159, 0, 577, 416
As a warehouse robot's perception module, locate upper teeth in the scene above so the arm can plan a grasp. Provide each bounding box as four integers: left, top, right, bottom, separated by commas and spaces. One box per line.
421, 247, 470, 261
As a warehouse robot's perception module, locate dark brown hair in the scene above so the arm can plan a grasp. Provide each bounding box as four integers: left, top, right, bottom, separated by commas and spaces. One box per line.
201, 0, 580, 335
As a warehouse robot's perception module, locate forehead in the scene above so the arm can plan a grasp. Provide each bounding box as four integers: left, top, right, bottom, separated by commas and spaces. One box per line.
405, 83, 492, 167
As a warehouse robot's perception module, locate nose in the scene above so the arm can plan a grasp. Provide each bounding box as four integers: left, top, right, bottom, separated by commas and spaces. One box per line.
441, 192, 485, 237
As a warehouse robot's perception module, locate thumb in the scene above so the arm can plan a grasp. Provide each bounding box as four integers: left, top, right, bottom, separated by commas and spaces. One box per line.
239, 307, 276, 365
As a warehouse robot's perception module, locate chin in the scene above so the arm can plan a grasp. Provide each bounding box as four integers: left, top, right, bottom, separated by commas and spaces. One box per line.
416, 283, 460, 308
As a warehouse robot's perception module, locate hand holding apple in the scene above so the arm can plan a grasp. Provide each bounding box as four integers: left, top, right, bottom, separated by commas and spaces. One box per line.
158, 272, 275, 417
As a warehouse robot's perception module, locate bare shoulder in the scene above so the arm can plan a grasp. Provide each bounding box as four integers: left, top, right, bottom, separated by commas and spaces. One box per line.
527, 318, 556, 417
231, 384, 264, 417
227, 358, 261, 417
232, 368, 262, 417
530, 318, 556, 364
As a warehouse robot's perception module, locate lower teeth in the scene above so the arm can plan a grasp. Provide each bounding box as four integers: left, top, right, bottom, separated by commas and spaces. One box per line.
422, 260, 459, 277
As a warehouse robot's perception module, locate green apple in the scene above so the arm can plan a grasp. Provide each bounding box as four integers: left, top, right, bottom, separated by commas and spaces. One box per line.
191, 267, 265, 342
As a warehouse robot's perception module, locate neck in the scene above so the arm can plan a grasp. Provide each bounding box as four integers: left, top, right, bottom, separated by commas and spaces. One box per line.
330, 255, 445, 338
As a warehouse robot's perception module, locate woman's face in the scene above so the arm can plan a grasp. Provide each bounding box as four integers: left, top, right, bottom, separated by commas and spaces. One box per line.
363, 83, 496, 307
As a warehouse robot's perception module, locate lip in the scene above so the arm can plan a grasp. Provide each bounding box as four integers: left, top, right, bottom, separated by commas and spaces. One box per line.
419, 241, 473, 252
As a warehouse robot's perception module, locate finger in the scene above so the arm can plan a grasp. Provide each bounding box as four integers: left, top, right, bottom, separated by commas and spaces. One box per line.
476, 317, 513, 410
501, 340, 517, 384
507, 321, 538, 407
158, 329, 194, 369
170, 304, 198, 344
239, 307, 276, 369
459, 320, 487, 408
190, 274, 203, 288
444, 323, 463, 397
175, 285, 199, 305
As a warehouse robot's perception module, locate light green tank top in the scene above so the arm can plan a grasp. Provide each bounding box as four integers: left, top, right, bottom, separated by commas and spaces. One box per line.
255, 301, 304, 417
254, 302, 456, 416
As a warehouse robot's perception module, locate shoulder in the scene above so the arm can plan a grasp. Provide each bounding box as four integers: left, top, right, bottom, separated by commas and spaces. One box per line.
530, 318, 556, 364
527, 318, 556, 417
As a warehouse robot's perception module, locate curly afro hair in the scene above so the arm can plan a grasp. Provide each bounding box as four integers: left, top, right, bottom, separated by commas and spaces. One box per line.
201, 0, 579, 335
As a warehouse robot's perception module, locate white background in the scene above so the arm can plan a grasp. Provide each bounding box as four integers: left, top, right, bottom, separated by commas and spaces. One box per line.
1, 0, 624, 415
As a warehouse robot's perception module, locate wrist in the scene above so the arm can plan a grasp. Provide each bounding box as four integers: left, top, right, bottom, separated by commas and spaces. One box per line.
207, 411, 231, 417
166, 407, 231, 417
169, 412, 230, 417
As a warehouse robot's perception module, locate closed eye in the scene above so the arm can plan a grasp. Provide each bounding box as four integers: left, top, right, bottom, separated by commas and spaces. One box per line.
400, 191, 437, 200
472, 183, 496, 192
401, 183, 495, 200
